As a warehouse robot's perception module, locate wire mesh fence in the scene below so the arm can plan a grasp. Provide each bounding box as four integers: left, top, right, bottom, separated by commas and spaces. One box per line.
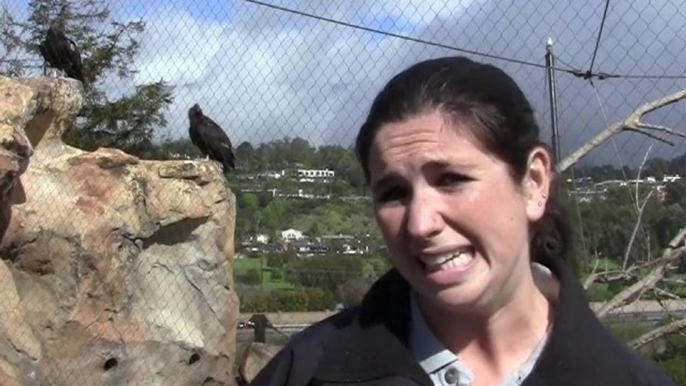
1, 0, 686, 384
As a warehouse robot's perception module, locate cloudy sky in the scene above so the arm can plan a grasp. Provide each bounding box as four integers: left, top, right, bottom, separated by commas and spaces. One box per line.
5, 0, 686, 166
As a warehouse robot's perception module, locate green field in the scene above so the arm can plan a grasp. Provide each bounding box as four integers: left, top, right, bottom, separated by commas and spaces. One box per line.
234, 257, 294, 290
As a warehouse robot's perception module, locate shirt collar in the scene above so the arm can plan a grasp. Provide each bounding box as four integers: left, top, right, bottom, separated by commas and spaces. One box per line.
410, 291, 457, 374
408, 262, 560, 375
409, 289, 458, 373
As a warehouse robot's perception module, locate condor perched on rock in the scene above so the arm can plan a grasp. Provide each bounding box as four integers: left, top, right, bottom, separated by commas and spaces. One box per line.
188, 104, 236, 172
38, 23, 85, 84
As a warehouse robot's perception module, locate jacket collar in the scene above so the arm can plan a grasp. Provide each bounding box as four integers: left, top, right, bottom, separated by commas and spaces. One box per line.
312, 256, 622, 385
313, 267, 429, 384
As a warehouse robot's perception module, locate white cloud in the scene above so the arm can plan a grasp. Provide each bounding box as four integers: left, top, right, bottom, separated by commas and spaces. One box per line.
125, 0, 488, 147
134, 9, 224, 86
10, 0, 683, 165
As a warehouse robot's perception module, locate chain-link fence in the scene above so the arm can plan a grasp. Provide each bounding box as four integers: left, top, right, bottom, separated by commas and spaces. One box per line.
1, 0, 686, 384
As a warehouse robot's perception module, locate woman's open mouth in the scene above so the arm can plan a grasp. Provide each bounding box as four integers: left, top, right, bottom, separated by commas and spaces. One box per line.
418, 247, 475, 274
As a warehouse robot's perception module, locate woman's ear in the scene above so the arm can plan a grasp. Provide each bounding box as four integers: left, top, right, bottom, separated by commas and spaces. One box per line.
524, 147, 553, 222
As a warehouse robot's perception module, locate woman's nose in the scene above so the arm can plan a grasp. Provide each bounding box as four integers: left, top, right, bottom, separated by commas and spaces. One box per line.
406, 191, 444, 240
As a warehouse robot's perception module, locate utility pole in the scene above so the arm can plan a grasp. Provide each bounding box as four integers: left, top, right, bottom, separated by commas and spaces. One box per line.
545, 37, 561, 162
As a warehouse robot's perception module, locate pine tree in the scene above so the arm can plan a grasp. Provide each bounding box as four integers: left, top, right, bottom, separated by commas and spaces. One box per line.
0, 0, 173, 157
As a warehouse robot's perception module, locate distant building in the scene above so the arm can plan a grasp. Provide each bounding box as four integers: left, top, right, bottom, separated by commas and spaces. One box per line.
296, 169, 335, 178
567, 176, 594, 188
663, 174, 681, 183
257, 170, 286, 179
281, 228, 304, 241
341, 243, 368, 255
295, 168, 335, 183
241, 234, 270, 244
594, 179, 627, 189
291, 240, 329, 256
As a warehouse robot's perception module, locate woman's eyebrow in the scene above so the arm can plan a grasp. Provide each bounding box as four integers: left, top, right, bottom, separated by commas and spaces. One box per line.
421, 159, 478, 172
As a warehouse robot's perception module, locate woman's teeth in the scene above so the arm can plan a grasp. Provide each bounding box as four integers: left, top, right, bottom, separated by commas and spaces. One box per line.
423, 250, 473, 271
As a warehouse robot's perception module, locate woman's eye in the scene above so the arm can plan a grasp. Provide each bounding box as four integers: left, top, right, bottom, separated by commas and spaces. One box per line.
436, 173, 469, 187
375, 186, 408, 203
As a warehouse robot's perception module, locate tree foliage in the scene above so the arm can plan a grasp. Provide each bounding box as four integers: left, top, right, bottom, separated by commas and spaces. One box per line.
284, 255, 364, 293
0, 0, 173, 157
569, 181, 685, 270
229, 136, 366, 191
240, 287, 334, 312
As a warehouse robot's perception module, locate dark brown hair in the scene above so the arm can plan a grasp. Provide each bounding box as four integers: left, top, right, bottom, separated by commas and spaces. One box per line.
355, 56, 572, 266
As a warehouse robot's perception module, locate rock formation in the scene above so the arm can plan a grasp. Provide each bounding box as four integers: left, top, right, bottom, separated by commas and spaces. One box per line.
0, 76, 239, 386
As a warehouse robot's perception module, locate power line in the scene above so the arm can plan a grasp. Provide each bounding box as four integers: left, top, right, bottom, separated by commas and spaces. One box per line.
553, 55, 578, 72
561, 57, 686, 82
603, 73, 686, 80
589, 0, 612, 74
244, 0, 571, 74
244, 0, 686, 81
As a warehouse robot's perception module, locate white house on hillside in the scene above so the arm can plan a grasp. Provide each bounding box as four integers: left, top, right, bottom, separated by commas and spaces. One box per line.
296, 169, 335, 178
664, 174, 681, 183
281, 228, 304, 240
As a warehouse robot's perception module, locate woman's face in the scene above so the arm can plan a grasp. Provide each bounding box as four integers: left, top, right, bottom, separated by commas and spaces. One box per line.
368, 110, 550, 313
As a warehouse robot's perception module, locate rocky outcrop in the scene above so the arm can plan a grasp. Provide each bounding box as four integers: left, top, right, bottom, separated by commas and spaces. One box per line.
0, 76, 239, 386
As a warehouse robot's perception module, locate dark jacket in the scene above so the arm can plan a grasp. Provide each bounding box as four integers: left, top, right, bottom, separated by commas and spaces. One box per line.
250, 257, 678, 386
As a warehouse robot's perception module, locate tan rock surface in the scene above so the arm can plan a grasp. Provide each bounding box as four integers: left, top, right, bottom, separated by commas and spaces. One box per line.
0, 75, 239, 385
0, 358, 22, 386
0, 260, 40, 360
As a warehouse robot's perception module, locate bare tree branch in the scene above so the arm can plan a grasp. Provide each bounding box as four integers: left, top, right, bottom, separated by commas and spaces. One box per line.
621, 189, 654, 271
560, 89, 686, 344
637, 123, 686, 139
634, 144, 653, 210
630, 318, 686, 351
586, 256, 673, 287
595, 227, 686, 319
624, 128, 675, 145
653, 287, 682, 300
664, 278, 686, 286
583, 256, 601, 290
584, 147, 656, 290
558, 88, 686, 172
618, 145, 655, 271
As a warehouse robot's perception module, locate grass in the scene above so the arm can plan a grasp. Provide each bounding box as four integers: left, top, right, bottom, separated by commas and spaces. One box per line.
234, 257, 264, 271
234, 256, 294, 290
289, 201, 381, 237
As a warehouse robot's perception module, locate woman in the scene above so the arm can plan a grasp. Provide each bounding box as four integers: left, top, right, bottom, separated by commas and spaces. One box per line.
249, 56, 677, 386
